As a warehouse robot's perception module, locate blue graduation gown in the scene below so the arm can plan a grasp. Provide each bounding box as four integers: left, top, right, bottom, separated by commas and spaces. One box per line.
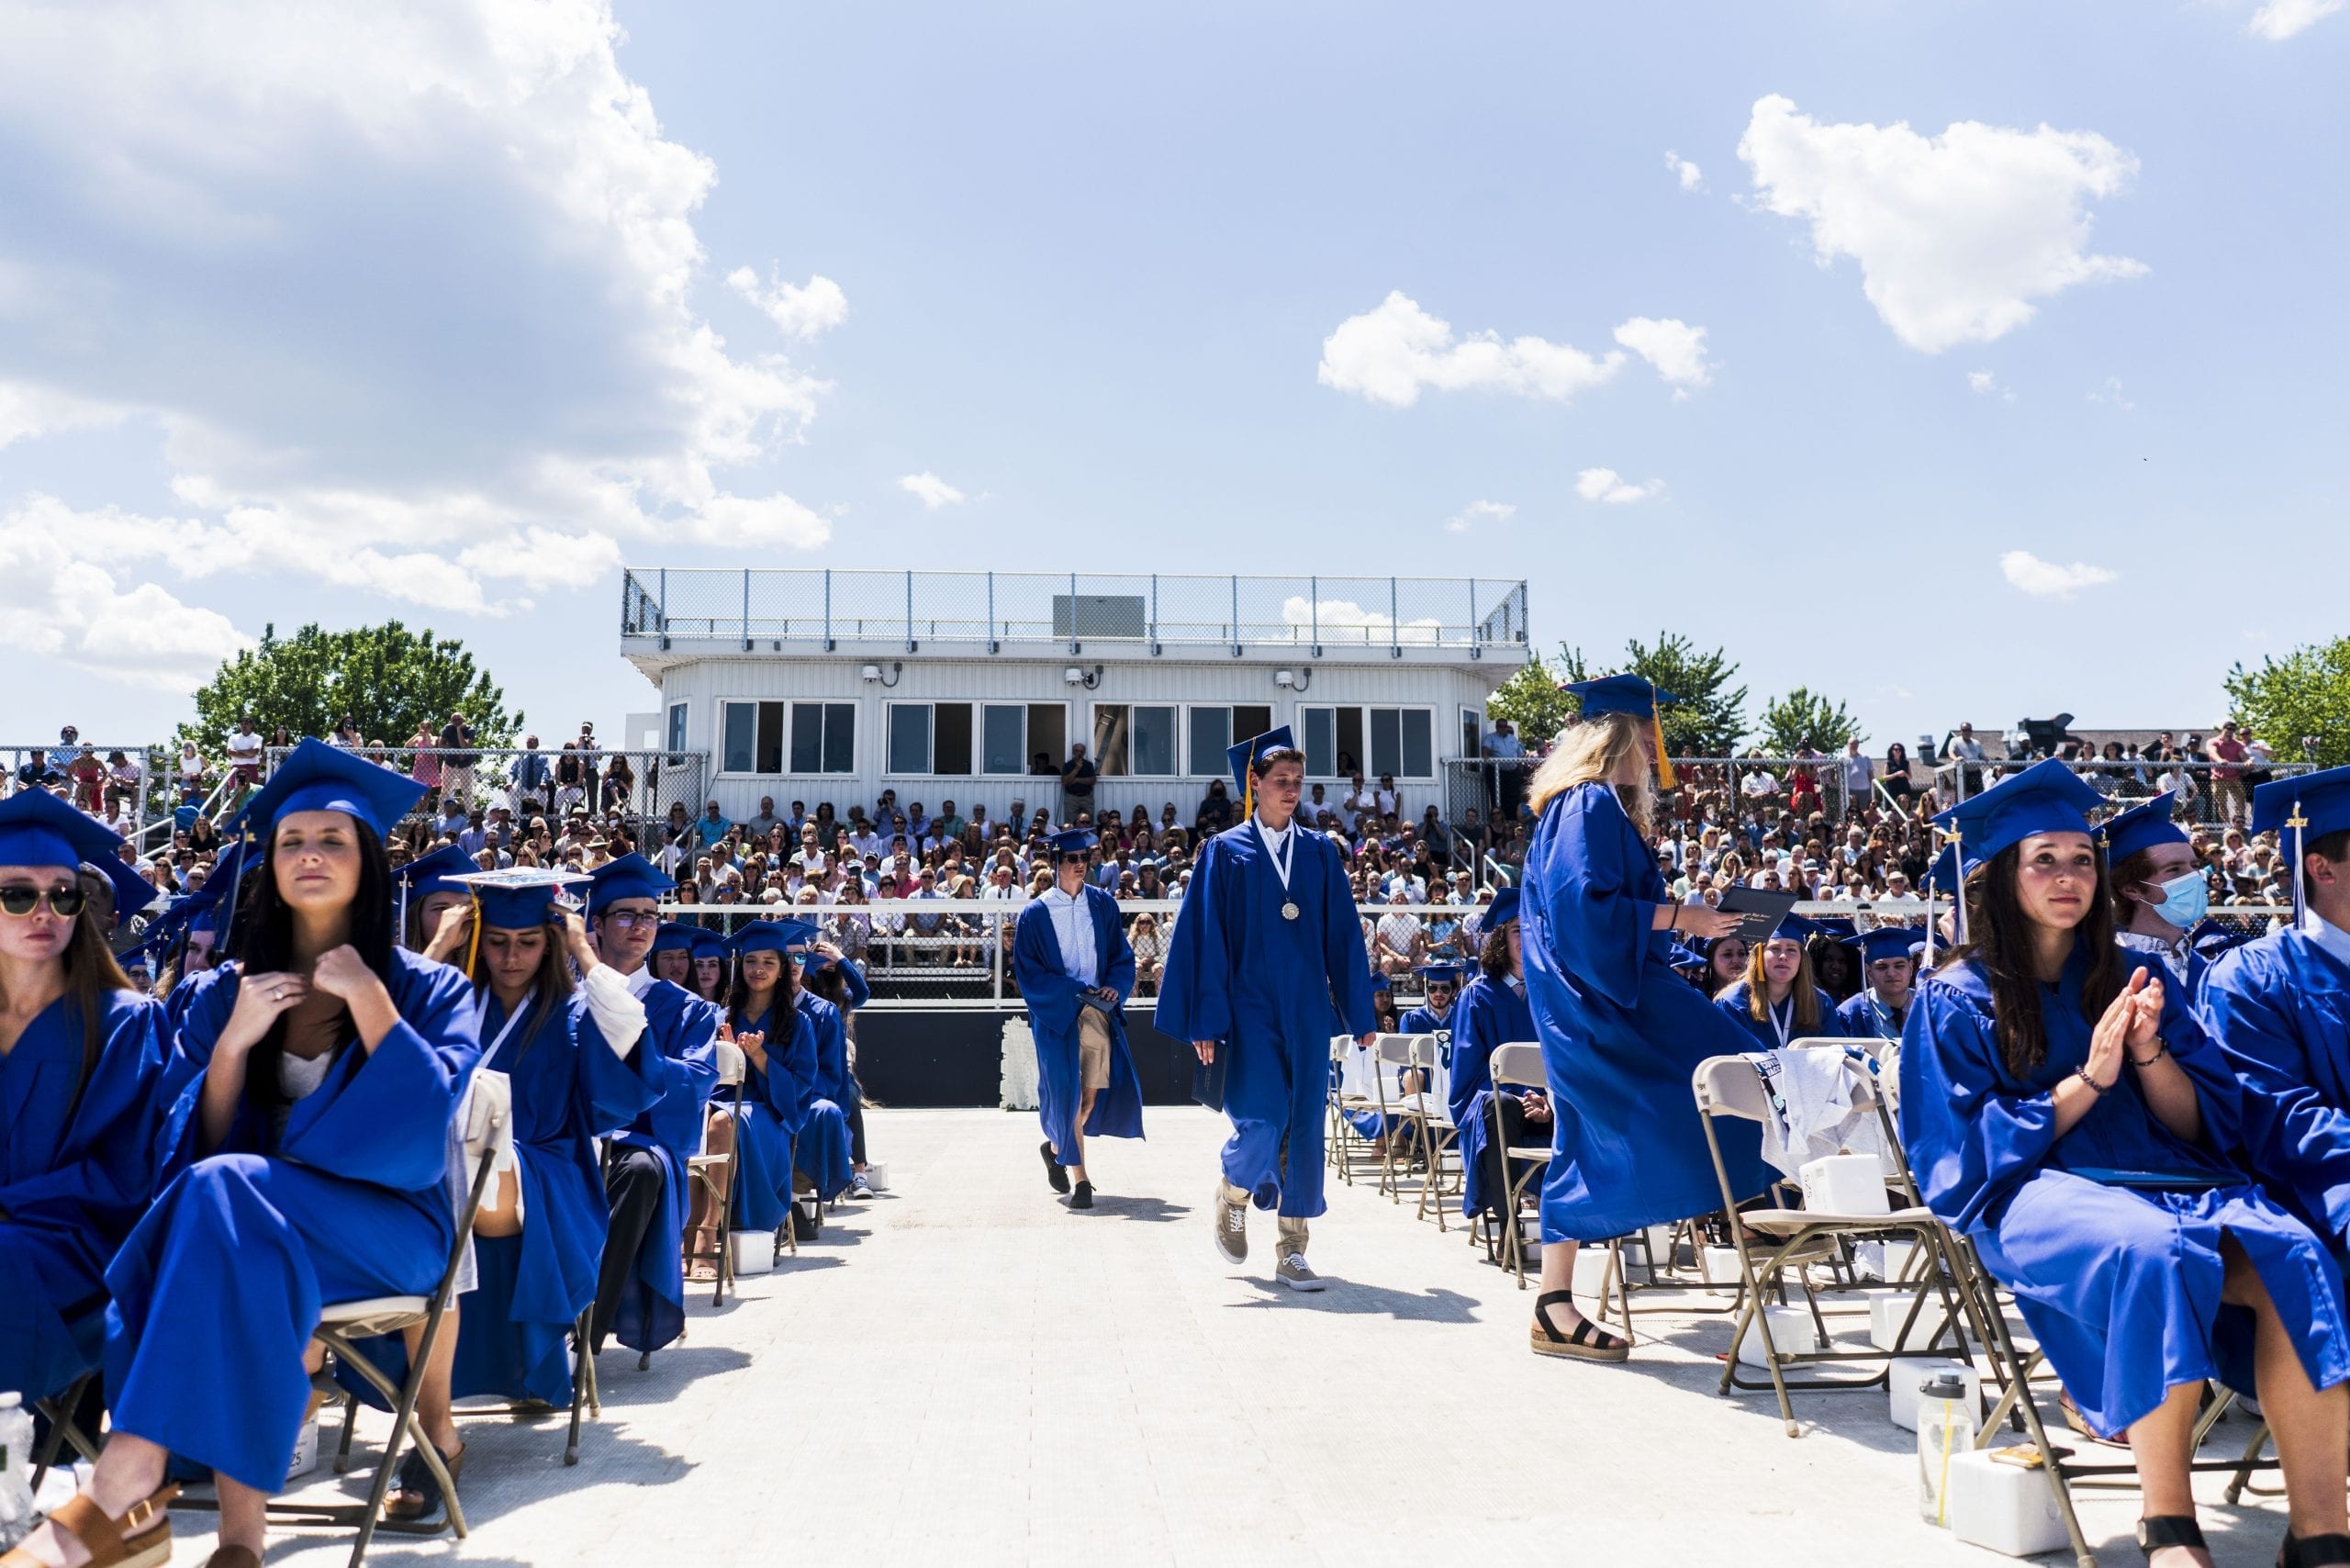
1835, 988, 1909, 1042
1448, 973, 1536, 1220
1712, 981, 1851, 1051
1155, 821, 1375, 1218
1013, 889, 1145, 1168
0, 991, 167, 1402
1522, 783, 1769, 1242
452, 989, 661, 1404
1900, 945, 2349, 1438
605, 978, 721, 1355
789, 991, 856, 1200
725, 999, 813, 1233
2199, 928, 2350, 1243
106, 952, 480, 1493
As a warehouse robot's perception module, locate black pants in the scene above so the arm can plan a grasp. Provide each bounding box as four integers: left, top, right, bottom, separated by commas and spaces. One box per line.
590, 1147, 666, 1351
1481, 1092, 1550, 1214
846, 1100, 867, 1165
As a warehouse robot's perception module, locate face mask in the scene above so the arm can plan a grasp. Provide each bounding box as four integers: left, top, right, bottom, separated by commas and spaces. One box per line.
2142, 869, 2209, 931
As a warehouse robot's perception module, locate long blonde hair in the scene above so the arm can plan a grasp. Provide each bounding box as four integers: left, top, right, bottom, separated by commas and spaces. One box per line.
1527, 711, 1655, 835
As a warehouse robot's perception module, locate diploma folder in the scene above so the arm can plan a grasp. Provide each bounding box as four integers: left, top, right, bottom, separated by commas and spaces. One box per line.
1716, 888, 1800, 945
1192, 1046, 1229, 1113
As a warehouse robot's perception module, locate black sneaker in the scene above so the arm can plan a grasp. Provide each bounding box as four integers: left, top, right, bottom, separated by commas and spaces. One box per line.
1070, 1181, 1094, 1210
1041, 1140, 1069, 1194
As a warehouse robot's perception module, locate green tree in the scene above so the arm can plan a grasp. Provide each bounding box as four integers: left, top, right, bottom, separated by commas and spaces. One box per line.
1756, 687, 1866, 755
179, 622, 520, 754
1560, 632, 1748, 756
1483, 652, 1574, 743
2227, 636, 2350, 767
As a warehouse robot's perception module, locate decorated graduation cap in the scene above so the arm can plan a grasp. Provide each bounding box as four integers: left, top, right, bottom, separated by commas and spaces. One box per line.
1225, 725, 1299, 820
1046, 828, 1098, 857
1808, 914, 1859, 941
1560, 674, 1679, 789
2253, 763, 2350, 922
0, 788, 126, 873
236, 736, 426, 840
588, 852, 671, 914
451, 868, 590, 930
1484, 886, 1522, 928
1849, 926, 1919, 966
1764, 913, 1823, 946
1931, 757, 2103, 877
1666, 938, 1710, 973
2100, 790, 2190, 865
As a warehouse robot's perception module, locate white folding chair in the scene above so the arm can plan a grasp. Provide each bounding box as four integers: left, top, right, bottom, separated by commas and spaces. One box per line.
686, 1038, 751, 1305
1485, 1043, 1552, 1287
1403, 1033, 1461, 1229
1369, 1034, 1424, 1201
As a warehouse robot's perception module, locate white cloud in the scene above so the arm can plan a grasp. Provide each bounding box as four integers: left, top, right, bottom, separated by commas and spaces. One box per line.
1967, 369, 2015, 401
1737, 94, 2147, 353
898, 472, 966, 510
1317, 291, 1708, 408
1317, 292, 1625, 408
1612, 318, 1714, 396
1283, 596, 1442, 645
2087, 375, 2136, 409
1442, 499, 1516, 534
726, 266, 848, 339
2249, 0, 2345, 39
2000, 549, 2118, 598
0, 498, 252, 688
1575, 468, 1665, 505
0, 0, 845, 674
1664, 151, 1704, 192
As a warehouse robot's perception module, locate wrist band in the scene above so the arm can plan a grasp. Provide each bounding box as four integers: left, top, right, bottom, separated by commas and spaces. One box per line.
1666, 905, 1680, 933
2129, 1038, 2170, 1068
2076, 1065, 2112, 1096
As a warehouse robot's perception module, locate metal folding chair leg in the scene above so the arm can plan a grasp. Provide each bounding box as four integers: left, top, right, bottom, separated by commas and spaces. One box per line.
31, 1374, 100, 1491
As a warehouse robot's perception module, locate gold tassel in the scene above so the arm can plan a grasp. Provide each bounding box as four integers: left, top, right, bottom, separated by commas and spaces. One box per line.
464, 891, 484, 976
1649, 681, 1675, 790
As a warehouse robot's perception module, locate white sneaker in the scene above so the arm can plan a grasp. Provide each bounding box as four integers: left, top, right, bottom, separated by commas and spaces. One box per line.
1214, 1187, 1248, 1265
1276, 1253, 1326, 1292
848, 1173, 874, 1199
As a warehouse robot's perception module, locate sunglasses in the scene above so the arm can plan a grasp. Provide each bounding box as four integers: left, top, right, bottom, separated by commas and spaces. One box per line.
0, 884, 86, 917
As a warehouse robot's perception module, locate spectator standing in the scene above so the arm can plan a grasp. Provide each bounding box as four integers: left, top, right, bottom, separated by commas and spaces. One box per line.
224, 715, 263, 793
1839, 740, 1872, 817
178, 739, 206, 807
2210, 720, 2249, 825
1483, 718, 1527, 823
439, 707, 479, 808
1060, 742, 1098, 822
512, 734, 550, 812
405, 720, 442, 805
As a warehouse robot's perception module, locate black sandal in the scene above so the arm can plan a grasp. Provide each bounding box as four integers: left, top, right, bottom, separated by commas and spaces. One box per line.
1528, 1289, 1630, 1362
1040, 1140, 1069, 1195
2284, 1533, 2350, 1568
2136, 1516, 2204, 1560
383, 1439, 465, 1524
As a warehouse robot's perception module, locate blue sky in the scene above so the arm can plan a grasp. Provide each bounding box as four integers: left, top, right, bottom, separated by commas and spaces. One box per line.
0, 0, 2343, 753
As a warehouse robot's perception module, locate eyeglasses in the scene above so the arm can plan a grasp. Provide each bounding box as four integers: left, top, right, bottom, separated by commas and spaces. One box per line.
0, 885, 86, 917
600, 908, 658, 928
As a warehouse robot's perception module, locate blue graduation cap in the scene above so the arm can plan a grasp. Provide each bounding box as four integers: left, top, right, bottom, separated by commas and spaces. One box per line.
1484, 886, 1522, 928
732, 918, 820, 957
2254, 764, 2350, 921
1931, 757, 2102, 874
1225, 724, 1299, 805
1849, 926, 1919, 965
2101, 791, 2189, 864
690, 927, 729, 960
1046, 829, 1098, 857
0, 789, 125, 872
1370, 971, 1392, 992
118, 894, 196, 961
450, 868, 591, 930
1559, 674, 1676, 721
1809, 914, 1859, 940
236, 737, 426, 840
1766, 913, 1823, 945
1417, 963, 1461, 987
85, 854, 160, 921
395, 843, 477, 904
1923, 842, 1963, 894
651, 920, 701, 955
588, 852, 671, 913
1666, 939, 1710, 972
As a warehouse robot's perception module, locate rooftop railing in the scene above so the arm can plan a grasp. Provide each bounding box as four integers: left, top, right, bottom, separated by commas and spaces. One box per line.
621, 568, 1529, 658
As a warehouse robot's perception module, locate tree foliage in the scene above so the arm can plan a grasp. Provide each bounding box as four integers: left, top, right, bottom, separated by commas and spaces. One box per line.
2227, 636, 2350, 768
1559, 632, 1748, 756
1756, 686, 1866, 755
1483, 653, 1575, 744
178, 622, 520, 753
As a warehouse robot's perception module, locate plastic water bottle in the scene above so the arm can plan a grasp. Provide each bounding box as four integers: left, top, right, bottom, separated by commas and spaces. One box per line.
0, 1392, 36, 1551
1917, 1370, 1978, 1527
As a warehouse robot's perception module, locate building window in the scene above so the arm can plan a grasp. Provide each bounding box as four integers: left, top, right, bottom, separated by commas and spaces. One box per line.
789, 702, 856, 774
1297, 706, 1435, 778
889, 701, 1065, 776
1461, 707, 1483, 766
666, 701, 688, 755
1187, 704, 1271, 778
720, 700, 784, 774
1091, 704, 1178, 777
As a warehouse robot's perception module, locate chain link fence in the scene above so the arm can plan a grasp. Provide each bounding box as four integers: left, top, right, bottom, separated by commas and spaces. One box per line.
261, 745, 709, 842
3, 742, 162, 852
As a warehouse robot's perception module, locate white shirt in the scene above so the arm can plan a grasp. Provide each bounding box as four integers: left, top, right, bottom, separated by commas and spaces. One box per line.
2304, 910, 2350, 971
1040, 885, 1098, 986
226, 730, 263, 763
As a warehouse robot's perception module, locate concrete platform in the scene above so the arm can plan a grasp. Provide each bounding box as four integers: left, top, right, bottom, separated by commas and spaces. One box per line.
151, 1106, 2300, 1566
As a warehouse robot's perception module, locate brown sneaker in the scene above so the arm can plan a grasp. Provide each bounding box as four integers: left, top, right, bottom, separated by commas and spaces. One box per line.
1214, 1184, 1248, 1264
1275, 1252, 1326, 1293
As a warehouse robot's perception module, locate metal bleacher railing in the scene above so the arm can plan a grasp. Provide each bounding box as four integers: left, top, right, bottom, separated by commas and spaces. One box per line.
621, 567, 1530, 657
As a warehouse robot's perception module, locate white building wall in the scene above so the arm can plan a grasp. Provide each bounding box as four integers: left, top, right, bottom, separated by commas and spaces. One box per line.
647, 654, 1513, 825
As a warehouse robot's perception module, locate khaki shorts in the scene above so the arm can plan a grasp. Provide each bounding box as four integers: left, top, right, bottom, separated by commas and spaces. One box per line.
1078, 1006, 1112, 1092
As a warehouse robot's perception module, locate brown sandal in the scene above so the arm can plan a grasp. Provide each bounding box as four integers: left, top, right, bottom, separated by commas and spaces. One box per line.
0, 1485, 179, 1568
1528, 1289, 1631, 1362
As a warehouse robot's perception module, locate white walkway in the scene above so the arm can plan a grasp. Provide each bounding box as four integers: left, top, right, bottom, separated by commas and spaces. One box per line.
164, 1107, 2295, 1566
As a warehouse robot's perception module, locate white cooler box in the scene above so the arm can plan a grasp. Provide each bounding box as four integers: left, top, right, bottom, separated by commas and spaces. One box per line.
1947, 1447, 2071, 1558
1734, 1305, 1821, 1368
730, 1230, 775, 1275
1870, 1291, 1961, 1351
863, 1160, 890, 1193
1798, 1153, 1891, 1215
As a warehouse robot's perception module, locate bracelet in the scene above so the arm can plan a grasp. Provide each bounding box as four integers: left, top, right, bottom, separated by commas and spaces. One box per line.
2128, 1038, 2170, 1068
1665, 905, 1680, 933
2075, 1065, 2113, 1096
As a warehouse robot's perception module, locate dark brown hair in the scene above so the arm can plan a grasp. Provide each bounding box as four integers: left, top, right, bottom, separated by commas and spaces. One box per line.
1953, 842, 2122, 1078
0, 899, 135, 1107
1478, 921, 1512, 981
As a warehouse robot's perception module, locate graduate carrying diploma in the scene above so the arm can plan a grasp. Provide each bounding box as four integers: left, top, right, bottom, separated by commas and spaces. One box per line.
1014, 828, 1144, 1210
1157, 727, 1376, 1293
